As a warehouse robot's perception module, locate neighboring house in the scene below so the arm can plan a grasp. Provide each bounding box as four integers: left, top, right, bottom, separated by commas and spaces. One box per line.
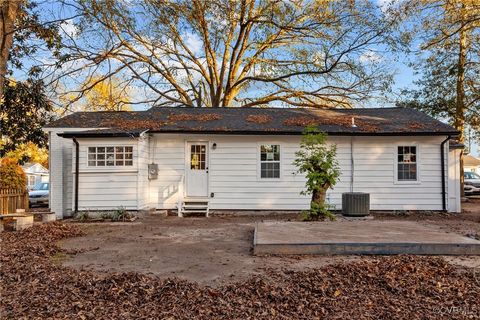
21, 162, 49, 190
44, 107, 462, 219
465, 154, 480, 174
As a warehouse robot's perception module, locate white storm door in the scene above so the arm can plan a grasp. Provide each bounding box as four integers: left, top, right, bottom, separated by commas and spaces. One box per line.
186, 142, 208, 197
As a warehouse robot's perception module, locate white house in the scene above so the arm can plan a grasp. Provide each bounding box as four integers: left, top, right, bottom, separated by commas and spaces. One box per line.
21, 162, 49, 190
44, 107, 462, 219
465, 154, 480, 174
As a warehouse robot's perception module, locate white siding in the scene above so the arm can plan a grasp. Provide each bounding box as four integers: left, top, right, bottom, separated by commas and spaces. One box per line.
47, 128, 85, 218
348, 136, 445, 211
65, 139, 74, 216
149, 134, 448, 211
137, 136, 149, 210
448, 145, 461, 213
49, 129, 454, 215
74, 138, 140, 210
209, 135, 319, 210
148, 135, 185, 209
48, 130, 65, 218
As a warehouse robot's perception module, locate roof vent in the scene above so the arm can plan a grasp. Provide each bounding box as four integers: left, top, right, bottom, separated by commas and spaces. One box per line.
351, 117, 357, 128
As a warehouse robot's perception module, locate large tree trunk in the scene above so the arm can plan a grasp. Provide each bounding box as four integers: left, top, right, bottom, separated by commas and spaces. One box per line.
455, 3, 467, 198
311, 187, 328, 208
0, 0, 20, 101
312, 190, 325, 206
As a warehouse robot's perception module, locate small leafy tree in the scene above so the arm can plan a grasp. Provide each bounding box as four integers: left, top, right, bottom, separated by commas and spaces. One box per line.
0, 79, 54, 156
4, 142, 49, 168
294, 126, 340, 220
0, 158, 27, 189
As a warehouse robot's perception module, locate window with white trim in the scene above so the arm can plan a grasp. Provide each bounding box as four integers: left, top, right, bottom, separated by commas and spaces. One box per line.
28, 175, 36, 187
397, 146, 417, 181
260, 144, 280, 178
87, 146, 133, 167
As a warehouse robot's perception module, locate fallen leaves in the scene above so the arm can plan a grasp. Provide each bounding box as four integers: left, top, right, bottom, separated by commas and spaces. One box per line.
101, 113, 167, 131
283, 116, 383, 133
283, 116, 320, 126
168, 113, 222, 121
407, 122, 427, 130
245, 115, 273, 124
1, 223, 479, 319
283, 116, 357, 127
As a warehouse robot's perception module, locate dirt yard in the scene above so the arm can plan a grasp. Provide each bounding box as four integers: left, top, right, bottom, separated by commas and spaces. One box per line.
60, 198, 480, 286
3, 223, 479, 319
61, 215, 354, 286
2, 200, 480, 319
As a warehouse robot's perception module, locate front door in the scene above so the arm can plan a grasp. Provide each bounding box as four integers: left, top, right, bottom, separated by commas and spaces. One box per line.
186, 142, 208, 197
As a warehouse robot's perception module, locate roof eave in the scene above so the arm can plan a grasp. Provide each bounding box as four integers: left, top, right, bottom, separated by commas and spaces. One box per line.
58, 130, 149, 138
146, 130, 460, 136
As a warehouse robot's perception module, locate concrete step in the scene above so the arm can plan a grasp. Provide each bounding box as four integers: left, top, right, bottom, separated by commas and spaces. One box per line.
182, 209, 207, 213
184, 205, 208, 209
179, 198, 209, 217
183, 198, 208, 202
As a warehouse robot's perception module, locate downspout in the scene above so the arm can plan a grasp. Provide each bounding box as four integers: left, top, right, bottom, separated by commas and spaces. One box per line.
350, 118, 357, 193
73, 137, 79, 215
350, 136, 354, 192
440, 135, 451, 211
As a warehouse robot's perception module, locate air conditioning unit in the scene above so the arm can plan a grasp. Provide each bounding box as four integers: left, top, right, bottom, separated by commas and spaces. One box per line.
342, 192, 370, 217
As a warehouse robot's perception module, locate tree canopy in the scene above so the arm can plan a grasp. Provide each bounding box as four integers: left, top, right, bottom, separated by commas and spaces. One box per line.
79, 76, 131, 111
0, 158, 27, 190
43, 0, 397, 109
4, 141, 49, 168
393, 0, 480, 143
0, 0, 73, 100
0, 79, 54, 156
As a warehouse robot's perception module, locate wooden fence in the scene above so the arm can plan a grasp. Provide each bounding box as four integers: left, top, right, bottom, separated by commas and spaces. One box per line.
0, 189, 29, 215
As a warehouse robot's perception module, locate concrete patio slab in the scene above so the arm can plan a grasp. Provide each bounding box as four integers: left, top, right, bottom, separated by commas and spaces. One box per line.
253, 220, 480, 255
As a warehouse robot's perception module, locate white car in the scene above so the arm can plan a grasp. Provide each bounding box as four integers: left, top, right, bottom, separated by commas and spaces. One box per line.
29, 182, 49, 206
464, 172, 480, 196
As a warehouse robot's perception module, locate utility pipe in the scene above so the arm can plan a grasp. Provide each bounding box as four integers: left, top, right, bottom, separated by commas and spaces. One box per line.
440, 135, 451, 211
350, 136, 354, 193
73, 137, 79, 215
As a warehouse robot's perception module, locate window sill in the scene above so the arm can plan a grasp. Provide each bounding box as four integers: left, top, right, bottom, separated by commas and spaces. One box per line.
257, 178, 282, 182
393, 180, 421, 185
72, 169, 139, 174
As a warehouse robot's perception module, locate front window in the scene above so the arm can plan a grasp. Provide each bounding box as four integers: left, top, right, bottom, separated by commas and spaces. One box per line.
190, 144, 206, 170
397, 146, 417, 181
260, 144, 280, 178
88, 146, 133, 167
28, 176, 36, 187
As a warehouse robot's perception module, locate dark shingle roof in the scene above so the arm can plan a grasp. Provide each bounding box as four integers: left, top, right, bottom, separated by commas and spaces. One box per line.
46, 107, 458, 136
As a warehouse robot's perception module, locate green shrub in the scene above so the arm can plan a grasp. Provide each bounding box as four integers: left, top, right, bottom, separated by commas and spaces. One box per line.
301, 202, 336, 221
294, 126, 340, 221
0, 158, 27, 189
111, 206, 131, 221
100, 212, 112, 220
76, 211, 90, 221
